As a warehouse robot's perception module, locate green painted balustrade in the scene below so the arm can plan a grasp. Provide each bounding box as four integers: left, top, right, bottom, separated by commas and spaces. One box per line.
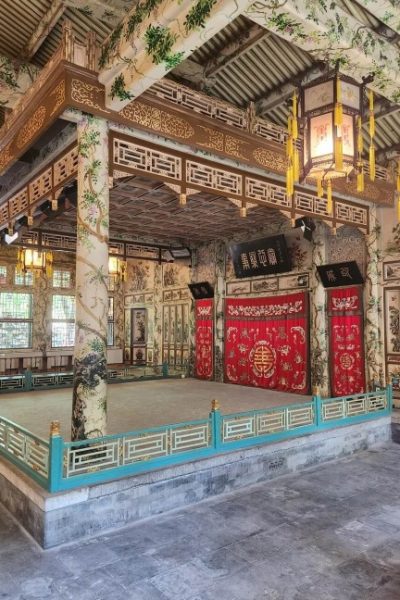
0, 386, 392, 494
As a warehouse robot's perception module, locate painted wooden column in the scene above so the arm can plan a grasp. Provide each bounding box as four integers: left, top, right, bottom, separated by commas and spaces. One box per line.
214, 240, 226, 382
364, 205, 385, 388
71, 115, 110, 441
310, 221, 330, 396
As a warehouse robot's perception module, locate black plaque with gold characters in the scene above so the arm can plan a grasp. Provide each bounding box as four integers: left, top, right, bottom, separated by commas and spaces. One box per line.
188, 282, 214, 299
317, 261, 364, 288
230, 235, 292, 279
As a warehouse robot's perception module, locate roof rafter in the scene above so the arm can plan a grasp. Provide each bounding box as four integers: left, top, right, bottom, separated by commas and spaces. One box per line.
254, 62, 325, 115
98, 0, 256, 111
171, 23, 269, 90
244, 0, 400, 105
21, 0, 65, 60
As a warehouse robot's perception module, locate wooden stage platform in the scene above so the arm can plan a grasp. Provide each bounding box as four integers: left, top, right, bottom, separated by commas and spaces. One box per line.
0, 378, 310, 440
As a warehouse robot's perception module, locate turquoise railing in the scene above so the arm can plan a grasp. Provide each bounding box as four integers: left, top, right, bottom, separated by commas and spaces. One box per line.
0, 362, 187, 394
0, 386, 392, 493
0, 416, 49, 488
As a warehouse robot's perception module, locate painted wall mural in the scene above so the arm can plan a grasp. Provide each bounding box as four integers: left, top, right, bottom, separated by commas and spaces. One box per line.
364, 206, 385, 388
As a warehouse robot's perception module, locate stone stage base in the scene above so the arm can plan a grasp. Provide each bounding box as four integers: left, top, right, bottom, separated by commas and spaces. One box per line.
0, 416, 391, 549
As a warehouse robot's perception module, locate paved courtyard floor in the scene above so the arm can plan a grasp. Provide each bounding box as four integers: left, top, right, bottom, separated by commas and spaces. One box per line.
0, 379, 309, 439
1, 443, 400, 599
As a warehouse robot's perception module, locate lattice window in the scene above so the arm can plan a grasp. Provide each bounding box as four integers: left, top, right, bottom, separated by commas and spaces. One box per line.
42, 233, 76, 251
8, 189, 28, 218
53, 269, 72, 289
14, 270, 33, 287
335, 201, 368, 227
108, 296, 114, 346
0, 292, 32, 349
149, 80, 248, 130
0, 204, 9, 227
246, 178, 290, 208
186, 160, 242, 196
53, 147, 79, 187
295, 191, 329, 217
113, 139, 181, 181
0, 266, 7, 285
51, 294, 75, 347
29, 168, 52, 204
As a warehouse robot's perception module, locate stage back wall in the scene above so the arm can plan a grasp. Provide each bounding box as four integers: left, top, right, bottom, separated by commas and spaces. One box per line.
224, 292, 309, 394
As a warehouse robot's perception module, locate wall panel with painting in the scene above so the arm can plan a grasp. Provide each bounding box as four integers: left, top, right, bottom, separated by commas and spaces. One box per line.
162, 303, 190, 368
384, 287, 400, 400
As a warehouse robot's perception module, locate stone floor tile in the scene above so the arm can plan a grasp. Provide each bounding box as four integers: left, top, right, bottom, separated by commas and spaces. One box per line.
150, 562, 213, 600
55, 540, 119, 573
106, 554, 163, 585
122, 581, 170, 600
1, 446, 400, 600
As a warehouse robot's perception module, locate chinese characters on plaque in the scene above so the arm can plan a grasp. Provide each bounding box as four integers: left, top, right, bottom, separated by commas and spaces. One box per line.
230, 235, 292, 279
317, 261, 364, 288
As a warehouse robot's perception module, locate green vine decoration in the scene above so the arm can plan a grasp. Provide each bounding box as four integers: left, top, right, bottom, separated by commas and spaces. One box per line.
99, 22, 123, 69
125, 0, 161, 39
184, 0, 218, 32
144, 25, 183, 68
110, 74, 133, 101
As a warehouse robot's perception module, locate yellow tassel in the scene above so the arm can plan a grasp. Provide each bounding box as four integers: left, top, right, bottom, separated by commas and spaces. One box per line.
334, 103, 343, 127
292, 92, 297, 118
292, 118, 298, 140
286, 135, 293, 159
317, 176, 323, 198
286, 164, 294, 197
293, 149, 300, 182
368, 89, 374, 112
397, 160, 400, 192
327, 180, 333, 214
335, 137, 343, 171
369, 144, 375, 181
287, 114, 292, 134
357, 116, 363, 154
369, 113, 375, 139
357, 165, 364, 192
398, 196, 400, 222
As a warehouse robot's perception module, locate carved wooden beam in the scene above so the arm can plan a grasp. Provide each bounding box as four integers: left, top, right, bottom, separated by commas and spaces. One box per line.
98, 0, 255, 111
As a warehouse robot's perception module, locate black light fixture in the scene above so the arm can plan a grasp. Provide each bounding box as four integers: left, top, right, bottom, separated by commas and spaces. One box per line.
294, 217, 316, 242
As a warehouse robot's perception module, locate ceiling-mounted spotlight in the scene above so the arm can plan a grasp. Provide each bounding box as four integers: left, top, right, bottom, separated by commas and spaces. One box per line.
170, 247, 191, 259
294, 217, 316, 242
4, 231, 18, 244
164, 250, 174, 262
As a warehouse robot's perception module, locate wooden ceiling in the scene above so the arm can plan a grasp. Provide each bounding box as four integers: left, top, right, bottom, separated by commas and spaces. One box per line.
44, 174, 288, 245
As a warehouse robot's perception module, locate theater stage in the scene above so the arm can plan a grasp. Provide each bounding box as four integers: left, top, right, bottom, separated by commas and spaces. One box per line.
0, 379, 310, 440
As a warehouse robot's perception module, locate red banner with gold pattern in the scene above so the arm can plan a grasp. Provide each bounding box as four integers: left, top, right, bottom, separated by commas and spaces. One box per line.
195, 299, 213, 380
224, 292, 309, 394
328, 287, 365, 397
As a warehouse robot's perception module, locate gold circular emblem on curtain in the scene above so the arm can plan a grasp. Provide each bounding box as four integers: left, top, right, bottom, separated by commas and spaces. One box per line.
250, 341, 276, 377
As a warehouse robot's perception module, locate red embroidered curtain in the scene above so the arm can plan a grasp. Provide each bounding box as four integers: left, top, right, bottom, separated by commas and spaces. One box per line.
225, 292, 309, 394
195, 299, 213, 380
328, 287, 365, 397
